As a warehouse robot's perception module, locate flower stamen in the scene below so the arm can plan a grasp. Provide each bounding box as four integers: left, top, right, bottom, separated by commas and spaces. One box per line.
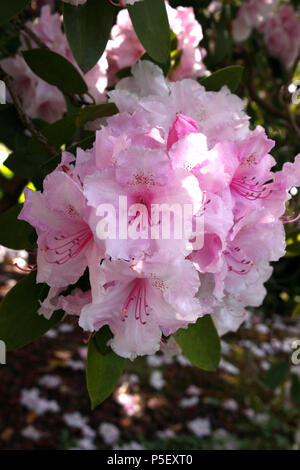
231, 176, 272, 200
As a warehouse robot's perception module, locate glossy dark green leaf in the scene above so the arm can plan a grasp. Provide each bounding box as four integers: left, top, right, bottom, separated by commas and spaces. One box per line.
0, 0, 30, 27
86, 327, 125, 409
128, 0, 170, 64
0, 272, 64, 351
200, 65, 244, 93
22, 49, 87, 94
63, 0, 116, 73
176, 315, 221, 371
264, 360, 290, 389
0, 204, 35, 250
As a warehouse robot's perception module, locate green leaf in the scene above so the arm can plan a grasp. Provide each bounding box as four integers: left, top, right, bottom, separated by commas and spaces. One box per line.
86, 326, 125, 409
176, 315, 221, 371
264, 360, 290, 389
63, 0, 116, 73
0, 204, 35, 250
0, 272, 63, 351
128, 0, 170, 64
200, 65, 244, 93
22, 49, 87, 94
0, 0, 30, 27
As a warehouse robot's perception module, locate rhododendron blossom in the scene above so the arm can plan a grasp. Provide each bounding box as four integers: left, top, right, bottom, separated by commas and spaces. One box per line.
232, 0, 279, 42
19, 60, 300, 359
232, 1, 300, 69
79, 255, 202, 359
106, 2, 206, 85
19, 154, 105, 306
260, 6, 300, 69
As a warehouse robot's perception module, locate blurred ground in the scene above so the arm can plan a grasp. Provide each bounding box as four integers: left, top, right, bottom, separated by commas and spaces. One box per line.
0, 247, 299, 451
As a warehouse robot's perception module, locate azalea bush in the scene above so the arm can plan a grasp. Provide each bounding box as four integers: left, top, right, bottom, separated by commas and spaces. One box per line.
0, 0, 299, 410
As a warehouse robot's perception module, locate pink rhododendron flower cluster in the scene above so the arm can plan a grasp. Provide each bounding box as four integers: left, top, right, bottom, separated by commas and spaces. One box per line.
106, 2, 206, 86
0, 6, 108, 123
260, 6, 300, 69
233, 1, 300, 69
19, 61, 300, 360
232, 0, 279, 42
